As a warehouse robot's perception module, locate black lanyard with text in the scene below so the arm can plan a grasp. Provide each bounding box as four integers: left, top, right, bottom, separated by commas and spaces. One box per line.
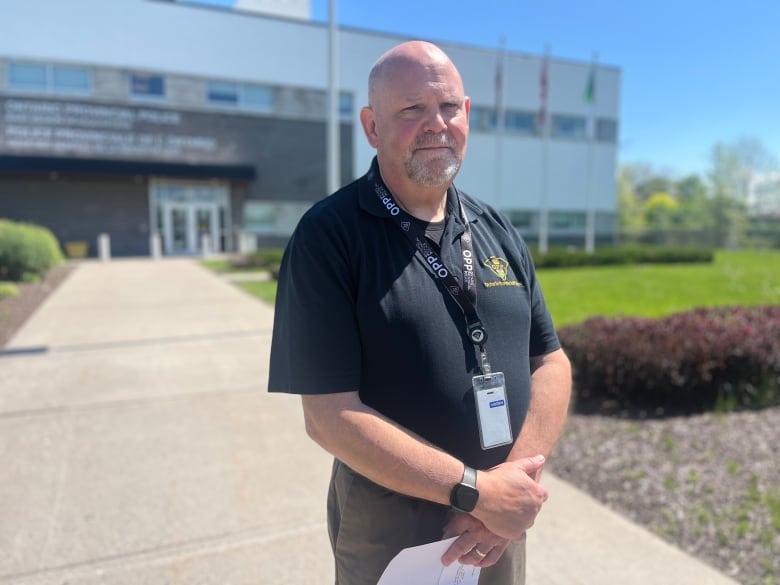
369, 170, 493, 375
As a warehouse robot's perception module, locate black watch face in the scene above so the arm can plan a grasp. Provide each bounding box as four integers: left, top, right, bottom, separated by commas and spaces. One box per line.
455, 484, 479, 511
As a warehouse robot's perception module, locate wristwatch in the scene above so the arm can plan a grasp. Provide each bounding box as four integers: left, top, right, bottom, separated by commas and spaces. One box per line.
450, 465, 479, 513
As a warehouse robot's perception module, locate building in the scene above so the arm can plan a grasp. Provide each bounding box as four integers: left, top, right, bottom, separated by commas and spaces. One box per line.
0, 0, 621, 257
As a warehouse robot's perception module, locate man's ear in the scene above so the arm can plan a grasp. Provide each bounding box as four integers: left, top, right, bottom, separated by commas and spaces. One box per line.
360, 107, 379, 148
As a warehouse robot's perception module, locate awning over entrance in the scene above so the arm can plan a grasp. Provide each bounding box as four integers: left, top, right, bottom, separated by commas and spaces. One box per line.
0, 155, 256, 180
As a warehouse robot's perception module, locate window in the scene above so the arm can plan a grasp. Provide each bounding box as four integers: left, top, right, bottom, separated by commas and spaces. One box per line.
596, 118, 618, 143
508, 211, 532, 228
207, 81, 239, 105
8, 61, 90, 95
551, 115, 587, 140
243, 84, 273, 111
551, 211, 586, 229
469, 106, 492, 132
8, 62, 47, 91
52, 66, 90, 93
206, 80, 275, 112
130, 73, 165, 98
339, 91, 353, 117
504, 111, 535, 136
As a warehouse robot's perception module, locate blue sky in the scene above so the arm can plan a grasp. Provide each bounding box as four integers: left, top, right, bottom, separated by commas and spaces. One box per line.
199, 0, 780, 179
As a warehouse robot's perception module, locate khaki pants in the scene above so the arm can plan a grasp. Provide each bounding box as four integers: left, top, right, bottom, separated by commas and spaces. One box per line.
327, 459, 526, 585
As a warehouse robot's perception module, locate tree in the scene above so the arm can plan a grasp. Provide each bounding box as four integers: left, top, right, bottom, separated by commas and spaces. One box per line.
643, 192, 680, 230
707, 138, 778, 247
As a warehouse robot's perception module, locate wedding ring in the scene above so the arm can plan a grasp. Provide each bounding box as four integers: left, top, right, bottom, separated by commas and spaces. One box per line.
473, 547, 487, 559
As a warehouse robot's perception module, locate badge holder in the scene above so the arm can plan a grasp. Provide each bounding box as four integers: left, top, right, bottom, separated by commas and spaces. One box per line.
471, 329, 512, 450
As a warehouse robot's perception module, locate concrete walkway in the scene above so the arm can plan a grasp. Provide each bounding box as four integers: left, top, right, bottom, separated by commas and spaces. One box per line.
0, 259, 740, 585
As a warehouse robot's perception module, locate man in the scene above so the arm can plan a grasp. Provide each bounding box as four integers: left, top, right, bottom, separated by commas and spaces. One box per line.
268, 40, 571, 585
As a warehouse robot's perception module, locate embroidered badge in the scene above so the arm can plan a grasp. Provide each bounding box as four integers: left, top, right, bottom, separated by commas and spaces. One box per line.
482, 256, 522, 288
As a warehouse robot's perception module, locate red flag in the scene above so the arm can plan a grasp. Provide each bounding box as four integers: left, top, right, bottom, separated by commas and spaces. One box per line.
495, 40, 505, 131
538, 49, 549, 131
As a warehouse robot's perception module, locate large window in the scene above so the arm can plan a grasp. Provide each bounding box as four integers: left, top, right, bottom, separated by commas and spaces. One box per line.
468, 107, 539, 136
8, 62, 90, 95
339, 91, 353, 118
551, 211, 586, 229
130, 73, 165, 99
596, 118, 618, 143
207, 81, 274, 112
551, 115, 587, 140
504, 111, 536, 136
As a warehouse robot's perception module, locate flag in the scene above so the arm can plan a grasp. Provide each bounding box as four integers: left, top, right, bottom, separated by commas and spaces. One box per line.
538, 48, 549, 132
584, 53, 598, 140
494, 39, 505, 132
584, 67, 595, 104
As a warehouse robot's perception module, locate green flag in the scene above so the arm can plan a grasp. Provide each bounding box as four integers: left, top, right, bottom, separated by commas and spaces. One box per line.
584, 68, 595, 104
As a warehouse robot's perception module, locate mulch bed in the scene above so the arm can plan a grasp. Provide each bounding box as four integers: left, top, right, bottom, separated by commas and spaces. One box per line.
0, 263, 76, 347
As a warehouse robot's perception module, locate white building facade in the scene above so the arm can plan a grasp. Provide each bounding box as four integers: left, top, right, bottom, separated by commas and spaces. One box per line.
0, 0, 621, 256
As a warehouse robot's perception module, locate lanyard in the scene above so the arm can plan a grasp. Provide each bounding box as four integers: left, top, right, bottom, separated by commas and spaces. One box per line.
368, 167, 493, 374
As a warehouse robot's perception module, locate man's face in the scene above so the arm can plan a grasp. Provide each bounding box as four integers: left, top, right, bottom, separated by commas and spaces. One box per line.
362, 57, 470, 188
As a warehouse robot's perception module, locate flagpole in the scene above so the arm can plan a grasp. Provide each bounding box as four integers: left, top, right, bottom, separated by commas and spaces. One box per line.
538, 44, 551, 255
326, 0, 340, 194
494, 36, 506, 210
585, 51, 598, 254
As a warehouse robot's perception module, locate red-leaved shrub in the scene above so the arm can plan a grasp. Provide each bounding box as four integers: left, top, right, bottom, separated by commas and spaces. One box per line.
558, 306, 780, 414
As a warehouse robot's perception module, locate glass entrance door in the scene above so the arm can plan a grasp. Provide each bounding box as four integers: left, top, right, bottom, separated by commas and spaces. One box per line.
162, 203, 219, 255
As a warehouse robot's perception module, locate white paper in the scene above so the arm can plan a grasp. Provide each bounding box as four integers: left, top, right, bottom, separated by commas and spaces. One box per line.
377, 537, 481, 585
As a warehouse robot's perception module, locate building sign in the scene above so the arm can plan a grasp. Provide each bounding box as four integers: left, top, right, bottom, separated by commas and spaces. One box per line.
0, 97, 223, 162
0, 95, 353, 200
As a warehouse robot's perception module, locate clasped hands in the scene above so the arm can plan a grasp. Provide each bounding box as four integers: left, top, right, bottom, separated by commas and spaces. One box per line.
441, 454, 548, 568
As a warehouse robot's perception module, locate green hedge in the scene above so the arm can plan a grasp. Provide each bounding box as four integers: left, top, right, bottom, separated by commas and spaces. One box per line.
558, 306, 780, 415
0, 219, 64, 281
529, 245, 714, 269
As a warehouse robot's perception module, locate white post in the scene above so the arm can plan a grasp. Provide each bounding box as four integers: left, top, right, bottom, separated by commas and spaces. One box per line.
538, 44, 551, 255
150, 232, 162, 260
494, 36, 506, 210
98, 233, 111, 262
326, 0, 340, 195
585, 51, 599, 254
201, 234, 212, 258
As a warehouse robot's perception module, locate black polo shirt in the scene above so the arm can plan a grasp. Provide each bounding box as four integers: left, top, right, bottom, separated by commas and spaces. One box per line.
268, 161, 560, 469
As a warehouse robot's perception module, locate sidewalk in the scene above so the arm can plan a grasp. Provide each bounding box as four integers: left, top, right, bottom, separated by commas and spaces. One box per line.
0, 259, 740, 585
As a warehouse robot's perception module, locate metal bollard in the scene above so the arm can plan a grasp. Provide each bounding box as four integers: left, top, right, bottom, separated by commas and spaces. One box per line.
150, 232, 162, 260
201, 234, 212, 258
98, 233, 111, 262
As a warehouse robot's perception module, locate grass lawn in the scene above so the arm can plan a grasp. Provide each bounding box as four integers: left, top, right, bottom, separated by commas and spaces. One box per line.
537, 249, 780, 327
235, 280, 278, 304
222, 249, 780, 326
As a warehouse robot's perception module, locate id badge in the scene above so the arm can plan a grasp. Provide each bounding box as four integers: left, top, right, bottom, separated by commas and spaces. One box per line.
472, 372, 513, 449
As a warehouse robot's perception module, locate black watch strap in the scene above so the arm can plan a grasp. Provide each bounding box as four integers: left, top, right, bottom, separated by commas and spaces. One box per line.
450, 464, 479, 512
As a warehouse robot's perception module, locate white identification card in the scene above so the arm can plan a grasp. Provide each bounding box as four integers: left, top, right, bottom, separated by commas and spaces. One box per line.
472, 372, 513, 449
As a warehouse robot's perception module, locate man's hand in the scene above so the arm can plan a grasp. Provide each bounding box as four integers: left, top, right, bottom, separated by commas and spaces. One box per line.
471, 454, 548, 541
440, 513, 515, 567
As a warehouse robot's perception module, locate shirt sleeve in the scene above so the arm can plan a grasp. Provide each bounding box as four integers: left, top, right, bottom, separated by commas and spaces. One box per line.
267, 205, 362, 394
491, 207, 561, 358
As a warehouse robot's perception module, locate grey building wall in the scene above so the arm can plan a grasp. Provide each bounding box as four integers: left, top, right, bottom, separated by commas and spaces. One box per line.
0, 175, 150, 257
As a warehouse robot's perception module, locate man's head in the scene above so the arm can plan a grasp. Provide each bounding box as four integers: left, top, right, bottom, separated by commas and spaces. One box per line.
360, 41, 470, 193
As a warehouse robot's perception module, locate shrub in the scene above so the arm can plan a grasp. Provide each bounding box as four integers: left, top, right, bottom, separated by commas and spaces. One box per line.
558, 306, 780, 414
0, 220, 64, 281
529, 245, 714, 269
230, 247, 284, 278
0, 281, 19, 301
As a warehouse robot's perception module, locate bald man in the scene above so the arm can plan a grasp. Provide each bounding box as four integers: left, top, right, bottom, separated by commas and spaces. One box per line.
269, 41, 571, 585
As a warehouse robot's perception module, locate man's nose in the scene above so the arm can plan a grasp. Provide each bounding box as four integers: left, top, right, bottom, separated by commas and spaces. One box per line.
422, 107, 448, 133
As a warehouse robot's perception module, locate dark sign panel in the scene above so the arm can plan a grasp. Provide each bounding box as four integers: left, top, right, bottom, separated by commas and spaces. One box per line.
0, 96, 353, 199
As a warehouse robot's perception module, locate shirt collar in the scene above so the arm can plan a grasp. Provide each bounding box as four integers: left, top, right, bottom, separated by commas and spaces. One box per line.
358, 156, 486, 225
